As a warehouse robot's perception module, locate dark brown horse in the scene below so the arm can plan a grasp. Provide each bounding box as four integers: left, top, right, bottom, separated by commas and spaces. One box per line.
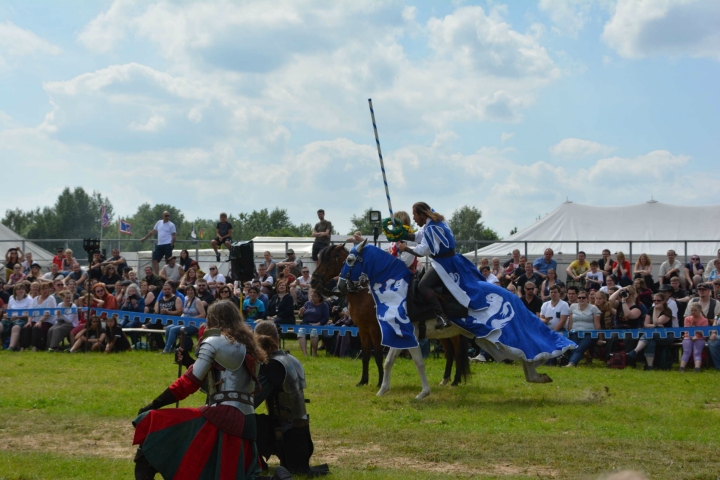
311, 244, 470, 389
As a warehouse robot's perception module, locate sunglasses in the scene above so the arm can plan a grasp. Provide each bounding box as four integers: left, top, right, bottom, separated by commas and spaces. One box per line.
210, 267, 217, 270
577, 296, 587, 300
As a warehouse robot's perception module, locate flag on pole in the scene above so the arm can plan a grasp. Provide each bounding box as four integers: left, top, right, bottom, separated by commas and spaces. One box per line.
190, 224, 197, 240
101, 205, 110, 228
119, 219, 132, 235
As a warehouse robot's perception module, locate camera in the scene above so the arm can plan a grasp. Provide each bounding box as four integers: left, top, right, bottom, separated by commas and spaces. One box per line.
128, 294, 138, 301
620, 290, 629, 298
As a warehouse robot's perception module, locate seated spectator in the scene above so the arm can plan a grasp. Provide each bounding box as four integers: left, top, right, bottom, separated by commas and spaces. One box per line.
633, 253, 654, 290
127, 269, 140, 285
42, 263, 62, 282
633, 278, 653, 310
60, 249, 80, 276
277, 248, 303, 278
255, 264, 274, 297
566, 290, 601, 368
263, 251, 278, 279
47, 290, 78, 351
28, 281, 40, 299
243, 286, 266, 321
103, 315, 131, 353
659, 249, 686, 289
511, 255, 528, 284
266, 281, 295, 326
25, 282, 57, 352
708, 309, 720, 372
539, 285, 569, 332
506, 283, 517, 296
195, 279, 215, 308
585, 261, 604, 291
503, 249, 522, 280
114, 280, 129, 305
179, 249, 192, 272
478, 257, 489, 269
612, 251, 632, 287
66, 263, 88, 292
5, 247, 25, 281
290, 267, 312, 307
140, 281, 156, 314
6, 264, 26, 290
627, 292, 674, 370
594, 291, 615, 330
599, 249, 613, 280
479, 265, 500, 285
92, 283, 118, 311
217, 285, 241, 308
520, 282, 542, 317
69, 315, 104, 353
668, 277, 690, 317
607, 286, 646, 356
599, 274, 618, 295
657, 284, 680, 327
159, 256, 184, 283
533, 248, 557, 280
179, 267, 199, 294
686, 282, 720, 320
88, 251, 104, 281
120, 283, 146, 328
515, 262, 543, 293
25, 262, 42, 284
275, 265, 296, 288
3, 283, 32, 351
713, 279, 720, 302
298, 290, 329, 357
211, 212, 233, 262
566, 251, 590, 290
203, 264, 225, 295
51, 247, 64, 271
163, 285, 206, 355
540, 268, 564, 302
100, 265, 121, 293
143, 266, 164, 292
102, 248, 128, 275
685, 255, 704, 291
20, 251, 33, 274
680, 302, 709, 372
490, 257, 506, 286
152, 283, 183, 354
565, 285, 579, 306
706, 259, 720, 283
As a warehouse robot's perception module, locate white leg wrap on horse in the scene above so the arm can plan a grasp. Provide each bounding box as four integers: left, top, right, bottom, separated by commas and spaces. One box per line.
377, 348, 399, 396
409, 346, 431, 399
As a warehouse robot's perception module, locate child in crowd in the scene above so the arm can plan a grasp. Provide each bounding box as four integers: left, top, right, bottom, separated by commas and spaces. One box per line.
104, 315, 131, 353
585, 261, 604, 291
69, 316, 104, 353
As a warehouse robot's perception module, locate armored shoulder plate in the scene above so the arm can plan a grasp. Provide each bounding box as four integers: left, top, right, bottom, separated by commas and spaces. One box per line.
268, 350, 307, 420
271, 350, 306, 392
200, 335, 246, 371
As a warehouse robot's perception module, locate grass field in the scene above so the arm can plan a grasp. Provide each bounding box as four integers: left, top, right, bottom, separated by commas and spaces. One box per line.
1, 344, 719, 480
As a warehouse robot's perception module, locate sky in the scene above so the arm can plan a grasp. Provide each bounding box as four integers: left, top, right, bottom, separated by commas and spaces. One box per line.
1, 0, 719, 237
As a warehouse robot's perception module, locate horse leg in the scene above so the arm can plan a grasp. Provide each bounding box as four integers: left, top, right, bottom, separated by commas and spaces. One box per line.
408, 346, 431, 399
371, 323, 384, 388
357, 331, 372, 387
377, 348, 399, 396
522, 361, 553, 384
439, 338, 453, 386
451, 336, 466, 386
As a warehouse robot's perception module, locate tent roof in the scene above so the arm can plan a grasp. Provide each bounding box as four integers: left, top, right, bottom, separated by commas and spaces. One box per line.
0, 223, 55, 265
465, 201, 720, 258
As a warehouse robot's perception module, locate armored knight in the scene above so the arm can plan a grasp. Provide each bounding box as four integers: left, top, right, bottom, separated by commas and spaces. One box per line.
132, 301, 268, 480
253, 321, 328, 477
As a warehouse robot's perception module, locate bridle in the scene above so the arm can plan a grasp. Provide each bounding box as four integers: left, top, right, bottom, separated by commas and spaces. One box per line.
337, 240, 369, 295
312, 245, 348, 297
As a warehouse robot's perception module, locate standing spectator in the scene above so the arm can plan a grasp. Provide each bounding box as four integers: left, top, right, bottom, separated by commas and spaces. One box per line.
612, 252, 632, 287
540, 268, 564, 302
633, 253, 654, 290
598, 249, 613, 280
27, 282, 57, 352
262, 251, 278, 280
679, 303, 709, 372
3, 284, 32, 351
178, 249, 192, 272
211, 212, 233, 262
539, 285, 569, 332
311, 209, 333, 261
277, 248, 303, 278
520, 282, 542, 317
566, 290, 601, 368
140, 211, 177, 275
585, 261, 604, 291
195, 279, 215, 308
143, 266, 164, 292
47, 290, 78, 351
243, 286, 266, 321
159, 256, 184, 283
685, 255, 704, 291
267, 281, 296, 325
290, 267, 312, 307
60, 249, 79, 276
515, 262, 543, 293
566, 251, 590, 290
20, 251, 33, 274
203, 264, 226, 294
479, 265, 500, 285
532, 248, 557, 280
658, 249, 686, 289
102, 248, 128, 275
66, 264, 88, 292
298, 290, 329, 356
100, 265, 121, 294
255, 264, 274, 297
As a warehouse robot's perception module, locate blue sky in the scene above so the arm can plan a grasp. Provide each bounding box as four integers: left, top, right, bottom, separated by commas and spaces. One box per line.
1, 0, 718, 236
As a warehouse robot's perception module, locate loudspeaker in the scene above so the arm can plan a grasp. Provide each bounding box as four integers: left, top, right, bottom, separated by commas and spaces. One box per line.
230, 241, 255, 283
83, 238, 100, 253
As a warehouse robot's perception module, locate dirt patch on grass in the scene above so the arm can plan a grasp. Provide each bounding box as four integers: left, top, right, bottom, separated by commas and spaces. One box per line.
314, 440, 559, 477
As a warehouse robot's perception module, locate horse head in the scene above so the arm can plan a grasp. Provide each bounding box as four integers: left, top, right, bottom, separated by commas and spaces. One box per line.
338, 239, 368, 295
311, 243, 348, 296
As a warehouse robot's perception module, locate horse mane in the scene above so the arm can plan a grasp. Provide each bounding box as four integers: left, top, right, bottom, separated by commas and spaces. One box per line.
317, 244, 339, 265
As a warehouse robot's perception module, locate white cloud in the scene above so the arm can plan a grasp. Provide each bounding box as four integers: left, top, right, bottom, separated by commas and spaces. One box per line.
129, 114, 165, 132
603, 0, 720, 61
539, 0, 592, 37
549, 138, 615, 158
501, 132, 515, 143
0, 21, 61, 68
76, 0, 138, 54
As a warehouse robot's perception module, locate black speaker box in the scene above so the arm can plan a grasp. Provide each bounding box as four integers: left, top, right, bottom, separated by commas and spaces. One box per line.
230, 241, 255, 283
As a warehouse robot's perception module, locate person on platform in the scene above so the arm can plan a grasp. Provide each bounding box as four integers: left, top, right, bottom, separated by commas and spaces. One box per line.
253, 321, 329, 477
132, 301, 269, 480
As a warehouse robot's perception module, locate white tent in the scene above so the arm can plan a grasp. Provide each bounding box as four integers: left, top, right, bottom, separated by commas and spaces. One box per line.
0, 223, 55, 267
464, 201, 720, 262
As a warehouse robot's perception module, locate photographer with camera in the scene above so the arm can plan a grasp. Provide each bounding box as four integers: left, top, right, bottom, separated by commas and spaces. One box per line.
607, 286, 648, 361
120, 283, 145, 345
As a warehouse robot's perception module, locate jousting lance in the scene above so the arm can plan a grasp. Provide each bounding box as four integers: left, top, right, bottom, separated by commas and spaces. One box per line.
368, 99, 396, 228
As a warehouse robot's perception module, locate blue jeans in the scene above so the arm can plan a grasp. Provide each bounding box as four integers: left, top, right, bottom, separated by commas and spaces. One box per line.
164, 325, 198, 352
709, 337, 720, 371
568, 332, 598, 366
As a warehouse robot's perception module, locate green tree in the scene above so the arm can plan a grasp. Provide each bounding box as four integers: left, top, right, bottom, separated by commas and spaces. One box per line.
347, 207, 378, 235
448, 205, 499, 253
509, 226, 518, 236
234, 208, 311, 239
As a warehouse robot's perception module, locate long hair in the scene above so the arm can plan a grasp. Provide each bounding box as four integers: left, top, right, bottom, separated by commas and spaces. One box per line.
254, 320, 280, 357
206, 300, 266, 363
412, 202, 445, 223
393, 211, 411, 227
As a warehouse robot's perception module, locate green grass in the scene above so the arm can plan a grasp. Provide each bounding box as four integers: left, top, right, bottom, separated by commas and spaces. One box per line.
0, 345, 719, 479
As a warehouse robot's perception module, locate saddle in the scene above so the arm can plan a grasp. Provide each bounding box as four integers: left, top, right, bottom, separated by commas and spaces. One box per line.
406, 269, 468, 334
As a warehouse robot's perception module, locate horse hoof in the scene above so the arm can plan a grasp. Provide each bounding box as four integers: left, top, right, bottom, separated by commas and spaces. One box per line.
415, 390, 430, 400
439, 378, 450, 386
377, 387, 390, 396
451, 381, 460, 387
356, 381, 368, 387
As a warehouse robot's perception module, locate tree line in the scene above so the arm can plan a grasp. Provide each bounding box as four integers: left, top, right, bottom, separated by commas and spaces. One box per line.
2, 187, 500, 254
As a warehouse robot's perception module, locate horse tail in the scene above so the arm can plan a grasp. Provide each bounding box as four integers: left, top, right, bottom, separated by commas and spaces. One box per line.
455, 336, 471, 384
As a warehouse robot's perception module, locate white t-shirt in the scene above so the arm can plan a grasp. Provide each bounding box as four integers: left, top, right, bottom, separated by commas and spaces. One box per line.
8, 296, 33, 315
540, 300, 570, 330
31, 295, 57, 325
154, 220, 177, 245
569, 303, 600, 331
295, 275, 311, 290
57, 304, 79, 327
585, 270, 604, 285
203, 273, 226, 293
485, 273, 500, 285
